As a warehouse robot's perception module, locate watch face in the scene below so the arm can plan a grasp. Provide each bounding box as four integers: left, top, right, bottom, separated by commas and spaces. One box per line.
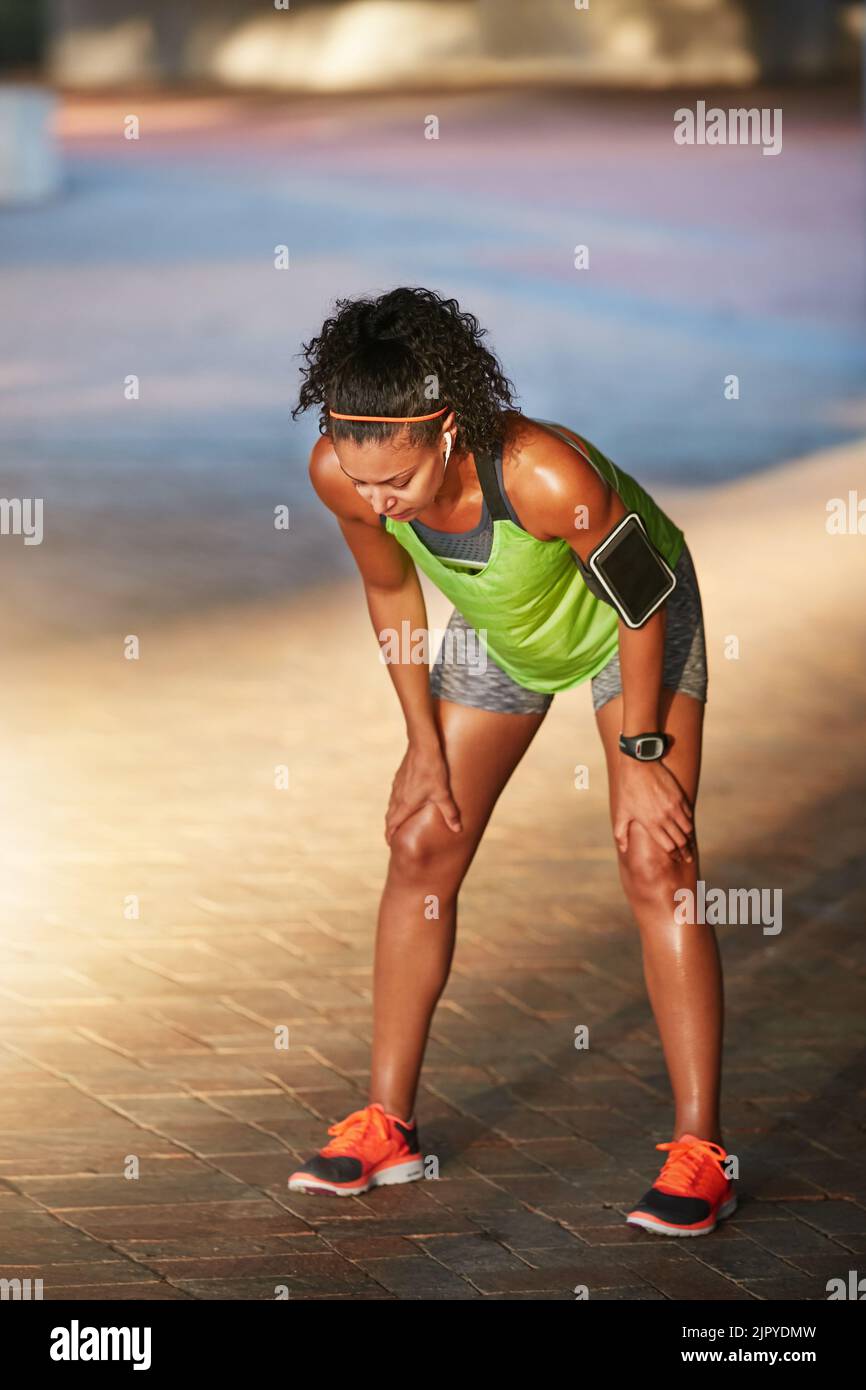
636, 736, 664, 759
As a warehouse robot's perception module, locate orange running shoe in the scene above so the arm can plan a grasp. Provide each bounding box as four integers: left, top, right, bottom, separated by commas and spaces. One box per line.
288, 1102, 424, 1196
626, 1133, 737, 1237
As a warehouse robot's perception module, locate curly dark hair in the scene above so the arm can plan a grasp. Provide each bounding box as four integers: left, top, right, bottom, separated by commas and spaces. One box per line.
291, 286, 521, 457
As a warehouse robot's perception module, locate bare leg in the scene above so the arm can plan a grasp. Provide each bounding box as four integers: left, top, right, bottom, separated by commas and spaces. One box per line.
370, 699, 548, 1120
595, 689, 725, 1145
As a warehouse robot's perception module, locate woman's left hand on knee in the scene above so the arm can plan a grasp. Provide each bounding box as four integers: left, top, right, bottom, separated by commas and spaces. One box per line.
614, 759, 694, 862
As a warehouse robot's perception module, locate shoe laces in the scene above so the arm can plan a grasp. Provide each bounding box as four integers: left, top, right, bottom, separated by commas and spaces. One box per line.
655, 1136, 727, 1193
322, 1104, 389, 1156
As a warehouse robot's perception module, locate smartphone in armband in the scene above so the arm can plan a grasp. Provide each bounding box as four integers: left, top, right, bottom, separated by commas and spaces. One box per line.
586, 512, 677, 629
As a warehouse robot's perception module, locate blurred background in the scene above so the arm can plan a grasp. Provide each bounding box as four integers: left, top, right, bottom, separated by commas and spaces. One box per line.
1, 2, 865, 1303
0, 0, 863, 644
5, 0, 865, 87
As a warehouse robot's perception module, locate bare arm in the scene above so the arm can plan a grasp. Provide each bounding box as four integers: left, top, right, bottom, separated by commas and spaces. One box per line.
511, 425, 692, 860
308, 437, 462, 840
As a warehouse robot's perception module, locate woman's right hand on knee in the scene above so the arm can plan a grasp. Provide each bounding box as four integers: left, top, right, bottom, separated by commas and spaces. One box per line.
385, 742, 463, 845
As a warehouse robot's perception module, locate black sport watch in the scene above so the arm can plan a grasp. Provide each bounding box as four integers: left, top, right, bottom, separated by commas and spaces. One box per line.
619, 731, 669, 762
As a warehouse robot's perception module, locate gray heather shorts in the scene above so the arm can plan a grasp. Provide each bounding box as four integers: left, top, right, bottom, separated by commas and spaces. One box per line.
429, 541, 708, 716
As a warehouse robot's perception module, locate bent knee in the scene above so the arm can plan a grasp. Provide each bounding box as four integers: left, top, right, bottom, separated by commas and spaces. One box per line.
389, 804, 471, 881
618, 825, 683, 903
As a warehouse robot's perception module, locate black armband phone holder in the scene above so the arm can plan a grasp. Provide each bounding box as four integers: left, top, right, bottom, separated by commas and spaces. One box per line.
582, 513, 677, 628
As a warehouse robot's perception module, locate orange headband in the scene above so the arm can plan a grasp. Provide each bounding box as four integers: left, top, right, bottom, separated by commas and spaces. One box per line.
328, 405, 448, 422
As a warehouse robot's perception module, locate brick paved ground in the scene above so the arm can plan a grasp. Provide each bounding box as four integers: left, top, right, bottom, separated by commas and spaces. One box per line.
1, 441, 864, 1300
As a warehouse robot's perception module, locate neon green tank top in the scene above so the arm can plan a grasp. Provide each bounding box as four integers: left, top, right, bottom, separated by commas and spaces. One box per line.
382, 418, 685, 694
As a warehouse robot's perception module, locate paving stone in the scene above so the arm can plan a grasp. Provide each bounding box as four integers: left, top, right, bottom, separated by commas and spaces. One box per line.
460, 1144, 548, 1177
42, 1281, 191, 1301
784, 1249, 866, 1280
421, 1179, 525, 1218
469, 1208, 584, 1249
14, 1167, 258, 1210
462, 1255, 635, 1295
319, 1234, 426, 1259
691, 1241, 801, 1281
350, 1255, 483, 1298
588, 1285, 669, 1300
745, 1218, 854, 1258
0, 1258, 148, 1287
483, 1289, 579, 1300
740, 1274, 829, 1300
68, 1200, 308, 1241
415, 1233, 533, 1279
166, 1269, 381, 1298
140, 1252, 368, 1282
778, 1199, 866, 1236
614, 1251, 753, 1301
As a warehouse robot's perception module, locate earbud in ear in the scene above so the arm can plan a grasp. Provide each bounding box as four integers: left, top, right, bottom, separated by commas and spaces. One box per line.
443, 432, 453, 467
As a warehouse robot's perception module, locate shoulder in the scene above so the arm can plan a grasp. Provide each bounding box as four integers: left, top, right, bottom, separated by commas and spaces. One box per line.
502, 415, 613, 541
308, 433, 377, 526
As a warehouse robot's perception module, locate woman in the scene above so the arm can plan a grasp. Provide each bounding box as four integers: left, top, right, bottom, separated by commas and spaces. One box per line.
289, 286, 735, 1237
